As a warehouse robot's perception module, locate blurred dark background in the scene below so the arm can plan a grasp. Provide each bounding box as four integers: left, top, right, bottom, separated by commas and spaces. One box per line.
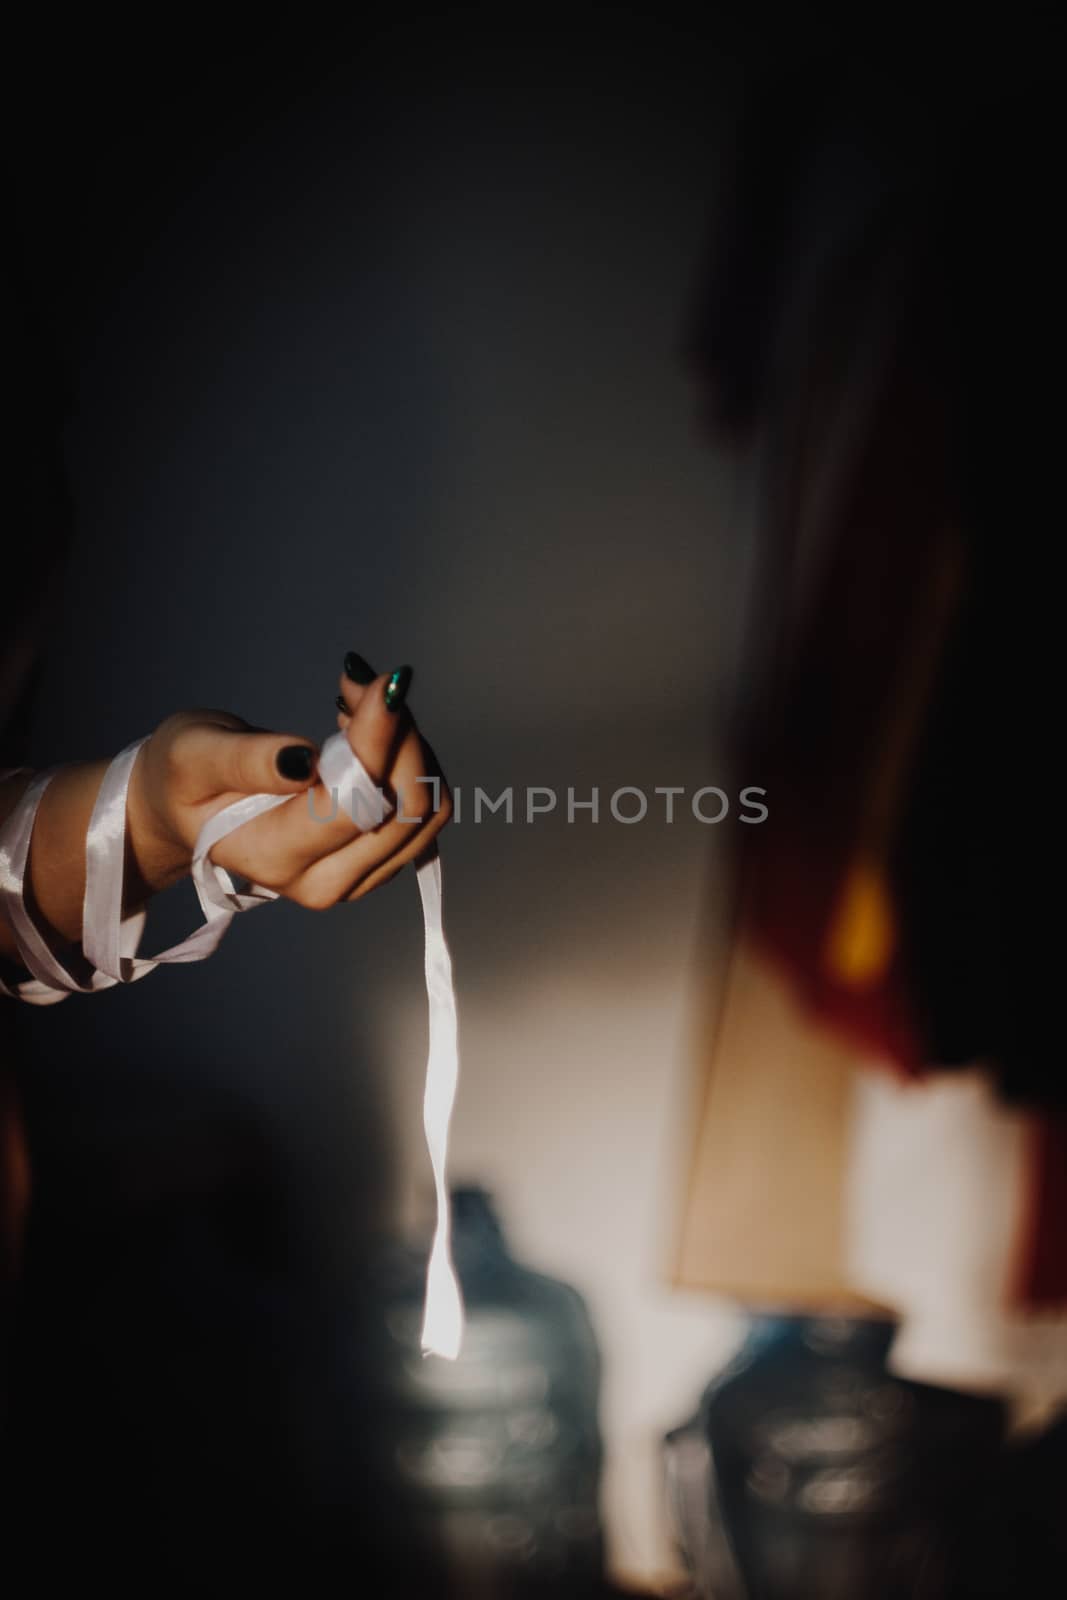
10, 12, 1057, 1592
1, 11, 768, 1589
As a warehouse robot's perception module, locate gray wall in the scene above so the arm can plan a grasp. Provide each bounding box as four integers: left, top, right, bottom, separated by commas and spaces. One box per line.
19, 21, 752, 1581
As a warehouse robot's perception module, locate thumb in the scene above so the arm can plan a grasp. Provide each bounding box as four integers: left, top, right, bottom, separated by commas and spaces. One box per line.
178, 723, 320, 798
344, 666, 412, 782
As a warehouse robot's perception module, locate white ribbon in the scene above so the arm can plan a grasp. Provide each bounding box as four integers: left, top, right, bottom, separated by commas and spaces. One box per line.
416, 851, 462, 1359
1, 768, 91, 1003
0, 733, 464, 1357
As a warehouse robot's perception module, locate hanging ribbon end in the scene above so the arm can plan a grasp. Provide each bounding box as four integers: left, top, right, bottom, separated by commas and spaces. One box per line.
420, 1238, 465, 1361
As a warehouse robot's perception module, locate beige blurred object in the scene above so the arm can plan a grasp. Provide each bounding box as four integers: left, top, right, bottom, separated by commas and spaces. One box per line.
673, 940, 880, 1310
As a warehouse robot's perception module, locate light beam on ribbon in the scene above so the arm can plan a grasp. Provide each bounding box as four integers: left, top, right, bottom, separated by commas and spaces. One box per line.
317, 734, 465, 1360
416, 854, 463, 1359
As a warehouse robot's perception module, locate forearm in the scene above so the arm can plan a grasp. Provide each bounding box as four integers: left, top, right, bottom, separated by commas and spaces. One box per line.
0, 761, 156, 960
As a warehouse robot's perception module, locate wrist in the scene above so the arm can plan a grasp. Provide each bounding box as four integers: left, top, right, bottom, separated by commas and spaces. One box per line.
124, 748, 193, 898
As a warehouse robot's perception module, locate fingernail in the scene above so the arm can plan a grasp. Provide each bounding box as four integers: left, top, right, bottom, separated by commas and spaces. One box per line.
335, 694, 349, 714
384, 664, 413, 712
344, 651, 376, 685
277, 745, 314, 780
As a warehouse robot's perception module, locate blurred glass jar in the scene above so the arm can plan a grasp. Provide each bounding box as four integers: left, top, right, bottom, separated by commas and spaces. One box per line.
666, 1314, 1006, 1600
377, 1187, 605, 1597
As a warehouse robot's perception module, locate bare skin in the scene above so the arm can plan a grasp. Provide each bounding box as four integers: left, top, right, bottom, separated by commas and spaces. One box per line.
0, 669, 451, 968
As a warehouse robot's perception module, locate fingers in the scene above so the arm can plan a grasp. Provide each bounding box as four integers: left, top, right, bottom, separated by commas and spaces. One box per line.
261, 666, 412, 863
335, 650, 377, 718
208, 661, 421, 887
286, 727, 450, 907
165, 717, 319, 802
348, 736, 450, 899
339, 663, 412, 783
334, 648, 381, 734
346, 802, 450, 901
179, 653, 449, 908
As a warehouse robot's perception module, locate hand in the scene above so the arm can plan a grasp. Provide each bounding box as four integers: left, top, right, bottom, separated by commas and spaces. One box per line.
126, 661, 451, 910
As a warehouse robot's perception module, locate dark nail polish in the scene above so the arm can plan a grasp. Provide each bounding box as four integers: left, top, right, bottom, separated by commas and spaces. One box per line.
384, 664, 412, 712
277, 744, 314, 780
335, 694, 349, 714
344, 651, 376, 685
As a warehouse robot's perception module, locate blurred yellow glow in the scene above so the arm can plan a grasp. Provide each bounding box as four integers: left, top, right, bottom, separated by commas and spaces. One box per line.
824, 857, 895, 987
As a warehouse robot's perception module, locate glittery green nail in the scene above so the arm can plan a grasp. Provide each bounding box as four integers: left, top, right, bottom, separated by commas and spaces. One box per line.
384, 664, 412, 712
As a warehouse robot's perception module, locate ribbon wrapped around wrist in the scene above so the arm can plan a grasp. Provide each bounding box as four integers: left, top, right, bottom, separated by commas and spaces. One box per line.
0, 734, 463, 1359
